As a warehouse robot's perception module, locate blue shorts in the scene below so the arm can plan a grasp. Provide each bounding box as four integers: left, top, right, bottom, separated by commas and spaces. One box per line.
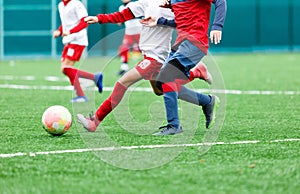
164, 40, 205, 77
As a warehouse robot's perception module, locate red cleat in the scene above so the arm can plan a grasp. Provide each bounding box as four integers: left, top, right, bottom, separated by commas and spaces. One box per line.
76, 113, 100, 132
190, 62, 213, 84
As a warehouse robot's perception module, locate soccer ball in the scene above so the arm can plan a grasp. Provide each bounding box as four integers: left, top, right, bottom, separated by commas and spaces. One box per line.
42, 105, 72, 136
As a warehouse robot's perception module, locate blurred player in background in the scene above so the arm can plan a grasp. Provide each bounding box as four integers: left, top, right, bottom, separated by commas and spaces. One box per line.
117, 0, 142, 76
76, 0, 212, 132
53, 0, 103, 103
149, 0, 227, 135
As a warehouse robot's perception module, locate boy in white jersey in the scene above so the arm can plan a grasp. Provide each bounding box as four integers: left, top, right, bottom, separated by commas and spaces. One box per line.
117, 0, 142, 75
76, 0, 211, 132
53, 0, 103, 103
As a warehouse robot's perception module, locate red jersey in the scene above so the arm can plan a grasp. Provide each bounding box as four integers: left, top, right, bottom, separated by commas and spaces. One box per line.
171, 0, 213, 53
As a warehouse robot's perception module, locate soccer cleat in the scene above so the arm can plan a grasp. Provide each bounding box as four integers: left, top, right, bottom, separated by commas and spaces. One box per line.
70, 96, 88, 103
202, 95, 220, 129
153, 125, 183, 135
190, 62, 213, 84
76, 113, 100, 132
118, 70, 126, 76
118, 63, 128, 76
94, 73, 103, 93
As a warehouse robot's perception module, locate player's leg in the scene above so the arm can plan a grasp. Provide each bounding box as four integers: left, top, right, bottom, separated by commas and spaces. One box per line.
61, 44, 103, 102
118, 34, 132, 75
154, 40, 218, 134
178, 86, 219, 128
96, 57, 162, 122
62, 62, 103, 94
149, 80, 163, 96
154, 58, 185, 135
62, 60, 87, 103
131, 34, 141, 60
61, 44, 85, 102
66, 45, 103, 93
75, 68, 103, 93
189, 61, 213, 84
95, 68, 143, 120
77, 57, 162, 132
77, 68, 143, 132
171, 42, 219, 128
136, 58, 164, 96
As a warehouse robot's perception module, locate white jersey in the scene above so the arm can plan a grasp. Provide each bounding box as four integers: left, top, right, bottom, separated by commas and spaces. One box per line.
58, 0, 88, 46
119, 2, 142, 35
128, 0, 174, 63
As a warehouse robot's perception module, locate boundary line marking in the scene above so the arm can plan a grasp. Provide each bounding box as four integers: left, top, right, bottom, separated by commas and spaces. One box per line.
1, 138, 299, 158
1, 84, 300, 95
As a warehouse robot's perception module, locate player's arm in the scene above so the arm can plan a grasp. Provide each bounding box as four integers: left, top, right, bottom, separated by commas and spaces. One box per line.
62, 17, 88, 36
140, 17, 176, 28
210, 0, 227, 44
84, 8, 135, 24
53, 25, 62, 38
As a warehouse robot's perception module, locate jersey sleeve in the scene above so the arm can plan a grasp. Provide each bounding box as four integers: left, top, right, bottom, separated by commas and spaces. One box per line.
157, 17, 176, 28
57, 25, 63, 34
69, 17, 88, 34
211, 0, 227, 31
126, 0, 147, 17
97, 8, 135, 24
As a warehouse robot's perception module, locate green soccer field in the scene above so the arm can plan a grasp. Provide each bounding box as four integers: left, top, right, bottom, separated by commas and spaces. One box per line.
0, 53, 299, 194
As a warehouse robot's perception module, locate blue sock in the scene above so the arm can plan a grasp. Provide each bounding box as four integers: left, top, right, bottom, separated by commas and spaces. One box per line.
178, 86, 211, 106
163, 91, 180, 129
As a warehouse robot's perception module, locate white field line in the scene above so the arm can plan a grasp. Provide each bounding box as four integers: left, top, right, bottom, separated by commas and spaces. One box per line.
0, 75, 68, 82
1, 84, 300, 95
1, 75, 299, 95
1, 138, 300, 158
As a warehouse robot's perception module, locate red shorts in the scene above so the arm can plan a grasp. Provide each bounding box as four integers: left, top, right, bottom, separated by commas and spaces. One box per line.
61, 44, 86, 62
135, 56, 163, 80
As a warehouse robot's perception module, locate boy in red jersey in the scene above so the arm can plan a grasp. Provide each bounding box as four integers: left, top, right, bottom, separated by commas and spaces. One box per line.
76, 0, 212, 132
53, 0, 103, 103
151, 0, 227, 135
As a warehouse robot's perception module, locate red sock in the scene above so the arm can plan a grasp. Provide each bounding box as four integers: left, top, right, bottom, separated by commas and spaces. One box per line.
76, 69, 95, 80
62, 67, 85, 96
119, 45, 129, 63
162, 82, 178, 92
96, 82, 127, 121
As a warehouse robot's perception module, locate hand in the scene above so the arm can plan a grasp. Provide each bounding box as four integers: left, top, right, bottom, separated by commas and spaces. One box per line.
84, 16, 99, 24
140, 17, 158, 27
62, 31, 70, 37
210, 30, 222, 44
160, 0, 171, 8
52, 30, 61, 38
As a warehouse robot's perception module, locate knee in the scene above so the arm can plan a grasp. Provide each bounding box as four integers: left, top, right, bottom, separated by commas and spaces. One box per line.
61, 66, 68, 74
153, 87, 163, 96
118, 45, 129, 55
154, 91, 163, 96
155, 80, 163, 92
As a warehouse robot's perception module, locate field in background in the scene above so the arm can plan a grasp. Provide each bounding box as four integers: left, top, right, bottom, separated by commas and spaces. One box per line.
0, 53, 299, 194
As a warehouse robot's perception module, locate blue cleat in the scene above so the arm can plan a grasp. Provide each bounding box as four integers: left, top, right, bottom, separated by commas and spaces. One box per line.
70, 96, 88, 103
153, 125, 183, 135
94, 73, 103, 93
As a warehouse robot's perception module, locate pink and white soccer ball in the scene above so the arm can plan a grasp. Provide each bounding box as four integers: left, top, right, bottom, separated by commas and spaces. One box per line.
42, 105, 72, 136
